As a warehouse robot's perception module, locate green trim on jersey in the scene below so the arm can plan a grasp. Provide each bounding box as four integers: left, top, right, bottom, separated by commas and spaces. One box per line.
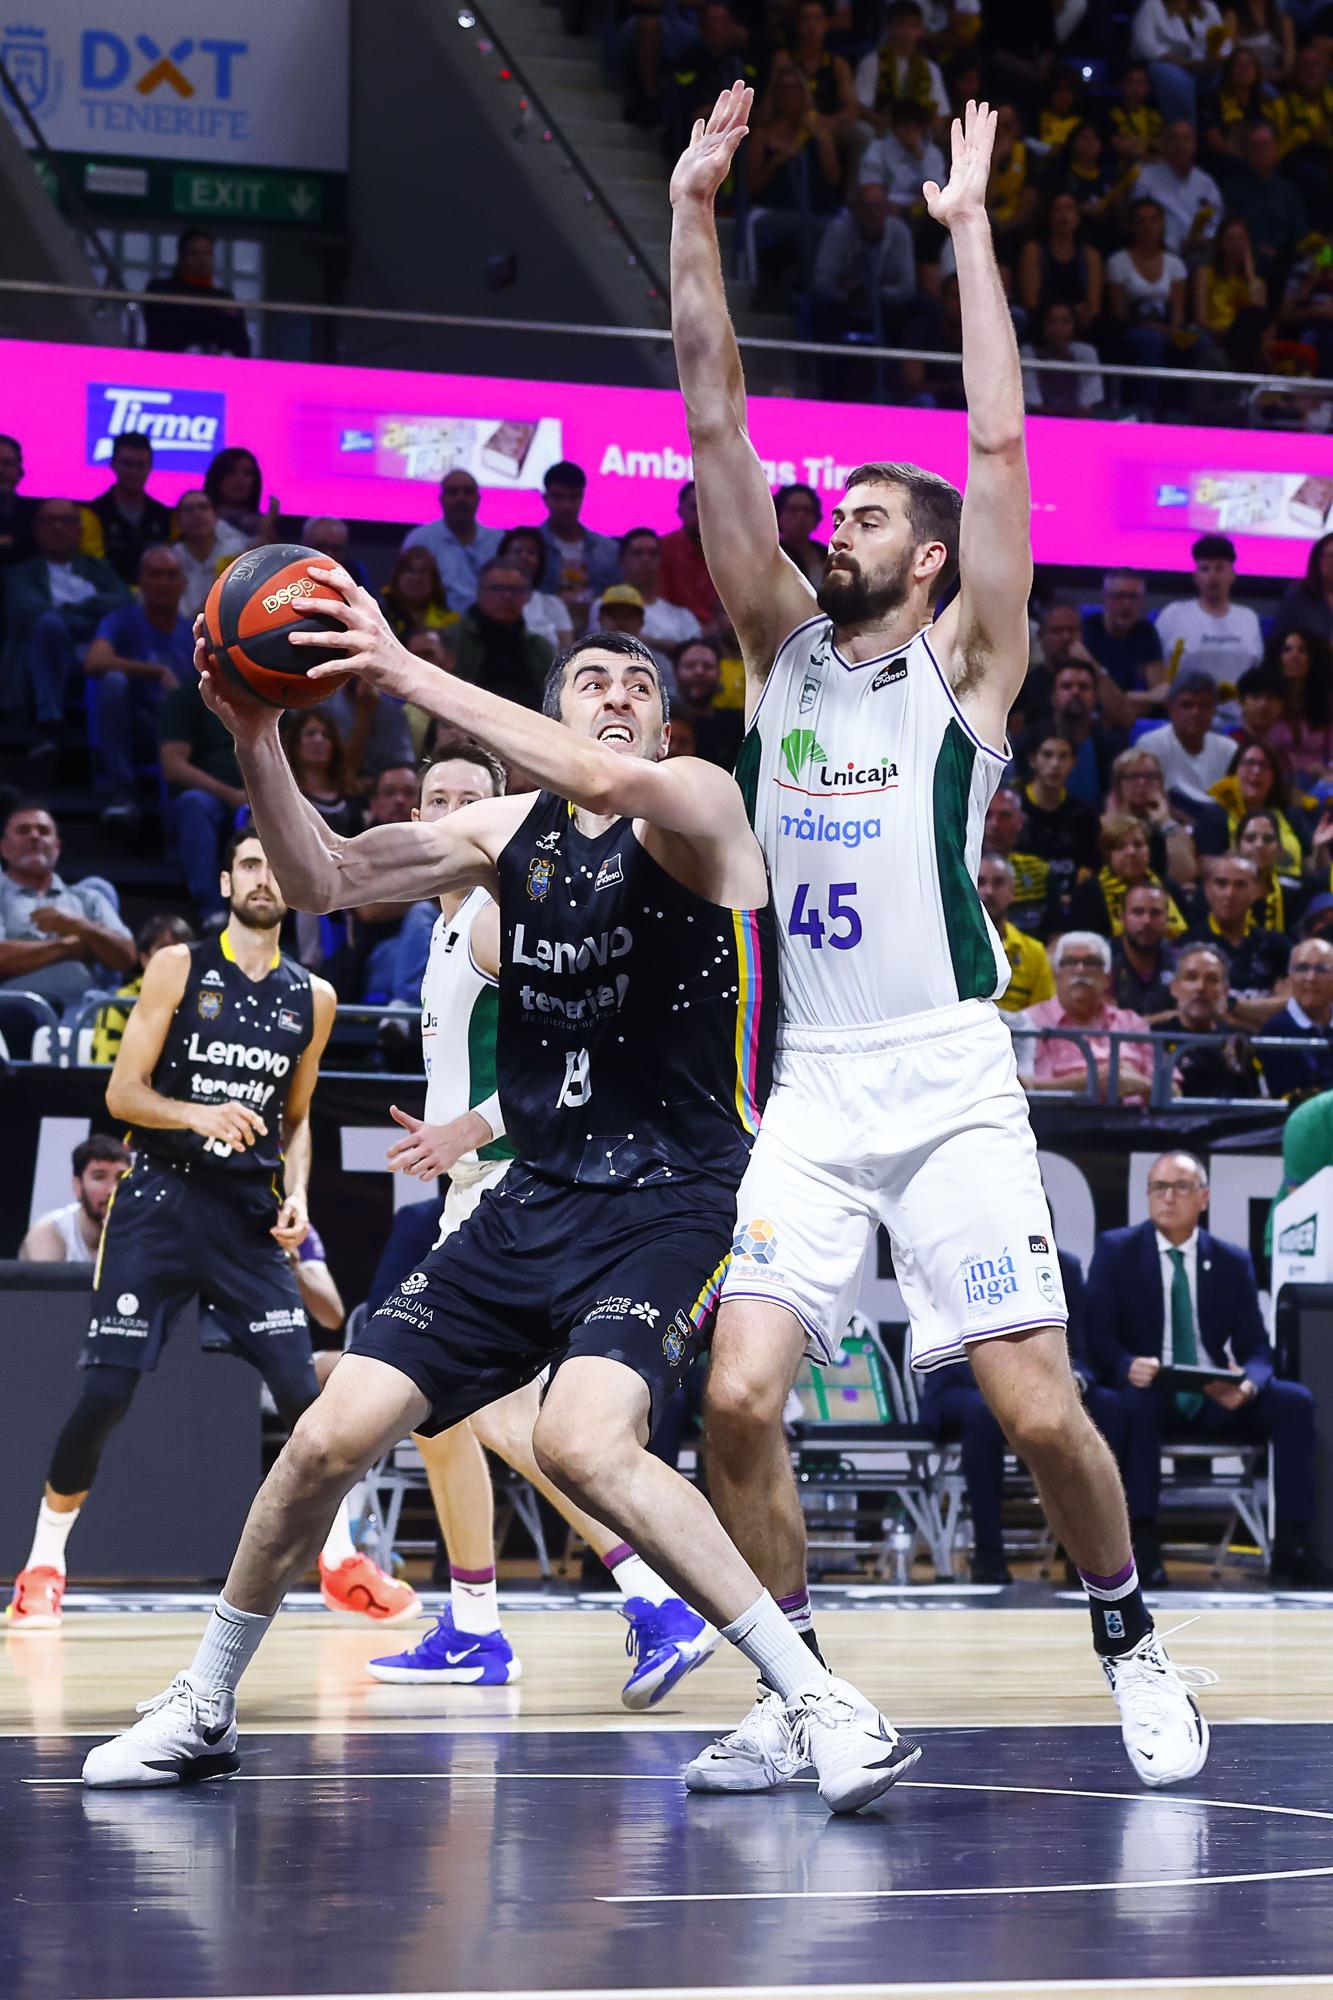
734, 726, 761, 830
467, 986, 515, 1162
932, 719, 999, 1003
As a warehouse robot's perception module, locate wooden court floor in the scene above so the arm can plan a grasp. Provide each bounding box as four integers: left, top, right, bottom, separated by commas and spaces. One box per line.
4, 1597, 1333, 2000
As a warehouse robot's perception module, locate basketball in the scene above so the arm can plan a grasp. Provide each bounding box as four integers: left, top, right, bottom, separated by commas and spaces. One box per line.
202, 544, 353, 710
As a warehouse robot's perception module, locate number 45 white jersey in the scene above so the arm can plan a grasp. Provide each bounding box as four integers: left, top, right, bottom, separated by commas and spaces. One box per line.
734, 615, 1010, 1029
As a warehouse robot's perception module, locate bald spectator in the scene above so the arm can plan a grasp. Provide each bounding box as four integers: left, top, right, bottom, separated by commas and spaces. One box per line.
1134, 119, 1223, 256
19, 1135, 132, 1263
659, 481, 723, 629
1259, 939, 1333, 1097
0, 800, 135, 1015
171, 488, 247, 619
1156, 942, 1262, 1097
1015, 932, 1156, 1101
978, 853, 1055, 1014
84, 544, 194, 826
401, 471, 502, 614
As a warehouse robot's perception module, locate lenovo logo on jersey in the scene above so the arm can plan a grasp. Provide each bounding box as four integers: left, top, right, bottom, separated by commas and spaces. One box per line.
185, 1032, 292, 1077
512, 923, 632, 973
86, 385, 224, 470
262, 577, 319, 615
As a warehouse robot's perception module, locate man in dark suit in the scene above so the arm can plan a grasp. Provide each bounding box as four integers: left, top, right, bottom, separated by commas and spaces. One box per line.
919, 1251, 1126, 1584
1086, 1150, 1327, 1588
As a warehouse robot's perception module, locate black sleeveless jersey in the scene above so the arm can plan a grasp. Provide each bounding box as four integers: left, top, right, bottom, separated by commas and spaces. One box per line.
131, 935, 315, 1185
495, 792, 777, 1191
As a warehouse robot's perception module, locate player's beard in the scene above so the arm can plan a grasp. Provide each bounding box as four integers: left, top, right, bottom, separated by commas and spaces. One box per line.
230, 889, 286, 931
816, 550, 912, 628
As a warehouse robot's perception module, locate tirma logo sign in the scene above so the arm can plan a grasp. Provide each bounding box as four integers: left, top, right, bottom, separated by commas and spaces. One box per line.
86, 384, 225, 470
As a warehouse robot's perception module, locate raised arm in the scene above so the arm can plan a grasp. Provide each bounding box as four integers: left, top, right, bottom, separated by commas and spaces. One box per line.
669, 84, 815, 685
926, 102, 1032, 745
290, 566, 761, 871
193, 639, 505, 914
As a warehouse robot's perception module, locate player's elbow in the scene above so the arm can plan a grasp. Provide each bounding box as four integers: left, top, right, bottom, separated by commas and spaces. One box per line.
968, 422, 1026, 461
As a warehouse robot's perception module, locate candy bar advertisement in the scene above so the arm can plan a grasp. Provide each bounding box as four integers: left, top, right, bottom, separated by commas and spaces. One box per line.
4, 337, 1324, 576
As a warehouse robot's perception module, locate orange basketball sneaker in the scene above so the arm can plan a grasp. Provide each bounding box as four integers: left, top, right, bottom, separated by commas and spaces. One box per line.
6, 1565, 65, 1628
317, 1553, 420, 1625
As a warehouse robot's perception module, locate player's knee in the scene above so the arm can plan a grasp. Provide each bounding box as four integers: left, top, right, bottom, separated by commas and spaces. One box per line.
283, 1408, 364, 1495
1005, 1391, 1084, 1466
531, 1408, 614, 1505
704, 1361, 788, 1443
471, 1399, 528, 1462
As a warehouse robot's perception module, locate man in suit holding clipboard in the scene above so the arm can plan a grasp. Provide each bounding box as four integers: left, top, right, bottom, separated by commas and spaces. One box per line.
1086, 1151, 1328, 1588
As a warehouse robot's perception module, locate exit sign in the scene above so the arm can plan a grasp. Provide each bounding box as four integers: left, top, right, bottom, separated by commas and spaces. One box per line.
171, 169, 325, 224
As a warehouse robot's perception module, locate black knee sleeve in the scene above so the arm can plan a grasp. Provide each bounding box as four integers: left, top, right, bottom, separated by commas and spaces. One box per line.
48, 1365, 141, 1495
263, 1353, 321, 1435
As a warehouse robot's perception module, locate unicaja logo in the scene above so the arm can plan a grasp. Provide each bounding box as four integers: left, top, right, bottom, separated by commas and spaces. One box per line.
262, 578, 318, 614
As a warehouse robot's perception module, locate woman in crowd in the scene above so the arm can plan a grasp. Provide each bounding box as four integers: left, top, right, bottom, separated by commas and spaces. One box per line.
1045, 121, 1133, 248
745, 63, 843, 294
1229, 0, 1295, 81
1236, 808, 1309, 935
203, 447, 270, 542
1017, 190, 1103, 337
1106, 745, 1200, 883
1200, 47, 1272, 169
1105, 197, 1190, 408
279, 710, 364, 837
1069, 813, 1190, 937
1107, 62, 1164, 167
1196, 740, 1306, 870
1193, 215, 1272, 369
1276, 535, 1333, 649
1130, 0, 1232, 127
1265, 625, 1333, 787
497, 525, 575, 652
381, 546, 453, 642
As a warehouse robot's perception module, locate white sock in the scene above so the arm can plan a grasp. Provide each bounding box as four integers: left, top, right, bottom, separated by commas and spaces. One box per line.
721, 1591, 831, 1702
320, 1496, 358, 1567
606, 1545, 675, 1607
188, 1595, 273, 1696
27, 1500, 78, 1575
451, 1567, 500, 1634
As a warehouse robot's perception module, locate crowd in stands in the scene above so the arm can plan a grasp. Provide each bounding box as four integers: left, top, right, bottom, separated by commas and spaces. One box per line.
4, 395, 1333, 1099
629, 0, 1333, 416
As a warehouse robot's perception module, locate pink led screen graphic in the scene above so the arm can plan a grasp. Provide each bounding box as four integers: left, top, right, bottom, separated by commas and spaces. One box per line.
5, 338, 1329, 576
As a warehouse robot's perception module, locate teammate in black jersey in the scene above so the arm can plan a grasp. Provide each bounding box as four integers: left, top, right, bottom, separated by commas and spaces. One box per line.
7, 831, 412, 1632
84, 575, 919, 1814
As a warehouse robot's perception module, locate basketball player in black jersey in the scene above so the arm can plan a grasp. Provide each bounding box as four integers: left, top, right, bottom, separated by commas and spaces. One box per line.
85, 576, 917, 1813
7, 831, 409, 1631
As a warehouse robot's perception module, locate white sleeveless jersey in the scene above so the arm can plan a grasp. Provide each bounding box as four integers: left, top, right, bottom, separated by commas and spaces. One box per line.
36, 1201, 94, 1263
735, 615, 1010, 1030
420, 887, 513, 1187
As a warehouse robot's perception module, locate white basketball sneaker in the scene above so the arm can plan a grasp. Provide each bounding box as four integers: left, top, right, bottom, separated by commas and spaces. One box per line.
82, 1674, 240, 1790
1102, 1629, 1215, 1788
787, 1676, 922, 1815
684, 1685, 812, 1793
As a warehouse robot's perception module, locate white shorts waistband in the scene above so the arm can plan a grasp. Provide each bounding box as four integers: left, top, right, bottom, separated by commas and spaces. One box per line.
775, 997, 996, 1058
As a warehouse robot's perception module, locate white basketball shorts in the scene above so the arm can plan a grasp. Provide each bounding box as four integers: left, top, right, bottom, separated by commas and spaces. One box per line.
720, 998, 1067, 1371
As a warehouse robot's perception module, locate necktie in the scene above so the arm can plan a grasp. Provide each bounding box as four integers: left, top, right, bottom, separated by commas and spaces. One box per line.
1167, 1246, 1203, 1419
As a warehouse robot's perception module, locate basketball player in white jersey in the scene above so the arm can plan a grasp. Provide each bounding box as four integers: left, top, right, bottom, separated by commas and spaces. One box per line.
366, 743, 719, 1705
670, 88, 1212, 1790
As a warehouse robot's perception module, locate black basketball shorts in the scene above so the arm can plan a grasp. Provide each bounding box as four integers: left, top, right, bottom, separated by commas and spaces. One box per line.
83, 1155, 313, 1387
352, 1161, 734, 1435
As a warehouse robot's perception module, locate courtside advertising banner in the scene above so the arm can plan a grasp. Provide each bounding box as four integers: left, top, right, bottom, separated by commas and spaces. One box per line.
0, 5, 349, 171
4, 338, 1327, 576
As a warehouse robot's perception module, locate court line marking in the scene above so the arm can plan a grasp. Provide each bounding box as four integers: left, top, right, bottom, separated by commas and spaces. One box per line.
25, 1772, 1333, 1830
6, 1716, 1327, 1741
597, 1862, 1333, 1903
114, 1979, 1333, 1998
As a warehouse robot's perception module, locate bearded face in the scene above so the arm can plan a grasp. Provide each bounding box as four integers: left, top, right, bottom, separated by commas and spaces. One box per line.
816, 543, 915, 626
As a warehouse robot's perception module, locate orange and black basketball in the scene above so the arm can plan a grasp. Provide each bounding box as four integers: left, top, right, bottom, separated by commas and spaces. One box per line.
202, 544, 353, 709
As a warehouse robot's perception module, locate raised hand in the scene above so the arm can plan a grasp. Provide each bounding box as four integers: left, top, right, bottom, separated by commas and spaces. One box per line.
670, 80, 753, 207
289, 563, 417, 700
923, 98, 997, 232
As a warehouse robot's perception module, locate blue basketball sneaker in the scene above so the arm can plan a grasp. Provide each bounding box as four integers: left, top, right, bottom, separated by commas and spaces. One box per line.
367, 1604, 522, 1685
619, 1595, 719, 1711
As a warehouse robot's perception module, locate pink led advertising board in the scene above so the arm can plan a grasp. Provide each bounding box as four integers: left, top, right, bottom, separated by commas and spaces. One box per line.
5, 338, 1330, 575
